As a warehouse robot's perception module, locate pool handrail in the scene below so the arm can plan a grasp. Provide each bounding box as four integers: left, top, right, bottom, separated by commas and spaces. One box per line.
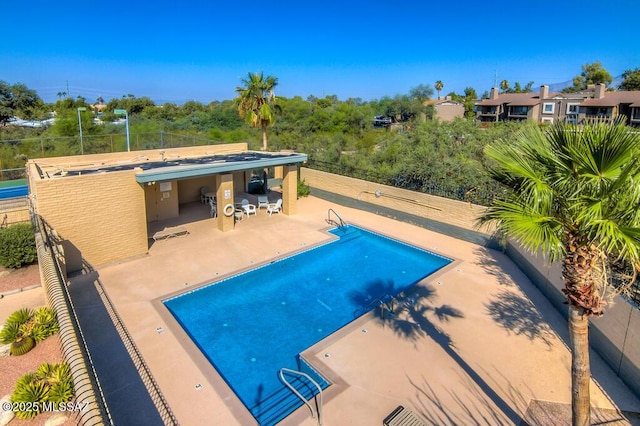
326, 208, 346, 229
279, 367, 323, 426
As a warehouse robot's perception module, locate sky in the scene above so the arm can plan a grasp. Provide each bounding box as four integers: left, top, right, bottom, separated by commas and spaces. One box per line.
3, 0, 640, 105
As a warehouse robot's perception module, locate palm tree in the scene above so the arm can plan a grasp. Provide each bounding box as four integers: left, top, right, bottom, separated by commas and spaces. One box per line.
500, 79, 510, 93
478, 118, 640, 426
434, 80, 444, 99
234, 72, 279, 151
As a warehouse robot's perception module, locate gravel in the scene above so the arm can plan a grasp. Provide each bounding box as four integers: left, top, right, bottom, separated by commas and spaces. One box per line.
0, 264, 76, 425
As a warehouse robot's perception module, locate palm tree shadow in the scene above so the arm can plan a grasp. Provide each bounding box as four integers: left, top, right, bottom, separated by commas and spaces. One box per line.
473, 246, 526, 287
485, 291, 555, 347
358, 279, 524, 424
407, 370, 530, 425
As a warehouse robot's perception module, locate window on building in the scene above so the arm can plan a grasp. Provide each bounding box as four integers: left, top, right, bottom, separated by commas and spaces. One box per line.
510, 106, 529, 116
542, 103, 555, 114
542, 117, 554, 123
566, 103, 580, 115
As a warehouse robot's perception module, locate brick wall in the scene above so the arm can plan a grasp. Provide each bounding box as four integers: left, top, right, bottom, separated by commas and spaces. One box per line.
30, 168, 148, 266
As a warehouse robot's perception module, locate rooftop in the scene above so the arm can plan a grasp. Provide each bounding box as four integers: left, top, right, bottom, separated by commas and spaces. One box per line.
32, 150, 307, 184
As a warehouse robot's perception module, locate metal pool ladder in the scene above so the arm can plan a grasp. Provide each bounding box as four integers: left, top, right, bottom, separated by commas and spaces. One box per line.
326, 208, 346, 229
279, 367, 323, 426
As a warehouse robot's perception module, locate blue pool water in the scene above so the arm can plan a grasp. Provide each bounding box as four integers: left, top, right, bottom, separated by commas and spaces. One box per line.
164, 225, 451, 425
0, 185, 28, 200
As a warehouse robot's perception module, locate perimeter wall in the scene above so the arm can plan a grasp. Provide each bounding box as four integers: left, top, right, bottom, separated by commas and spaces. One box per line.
301, 167, 640, 399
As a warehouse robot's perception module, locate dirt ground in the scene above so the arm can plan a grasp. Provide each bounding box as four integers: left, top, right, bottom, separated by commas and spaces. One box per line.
0, 263, 76, 426
0, 264, 41, 294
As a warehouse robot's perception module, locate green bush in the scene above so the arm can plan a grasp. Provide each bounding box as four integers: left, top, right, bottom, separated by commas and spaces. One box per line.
297, 179, 311, 198
0, 223, 37, 268
0, 306, 58, 350
11, 363, 74, 419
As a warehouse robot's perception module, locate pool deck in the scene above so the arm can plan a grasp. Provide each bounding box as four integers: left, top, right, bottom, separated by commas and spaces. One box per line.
77, 196, 640, 424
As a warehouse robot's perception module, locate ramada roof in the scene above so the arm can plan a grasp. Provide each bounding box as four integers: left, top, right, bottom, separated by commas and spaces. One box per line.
33, 150, 308, 184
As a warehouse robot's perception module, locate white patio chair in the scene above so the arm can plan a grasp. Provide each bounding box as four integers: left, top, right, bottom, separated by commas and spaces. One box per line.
200, 186, 210, 204
209, 199, 217, 218
241, 199, 256, 217
257, 195, 270, 210
266, 199, 282, 216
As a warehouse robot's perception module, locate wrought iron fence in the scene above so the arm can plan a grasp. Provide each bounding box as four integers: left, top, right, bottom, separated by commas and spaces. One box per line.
35, 216, 179, 425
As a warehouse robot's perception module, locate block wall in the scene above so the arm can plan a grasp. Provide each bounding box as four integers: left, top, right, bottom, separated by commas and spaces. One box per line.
30, 168, 148, 266
300, 168, 490, 232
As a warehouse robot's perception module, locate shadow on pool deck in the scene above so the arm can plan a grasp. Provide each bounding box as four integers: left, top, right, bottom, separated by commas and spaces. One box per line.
68, 271, 165, 425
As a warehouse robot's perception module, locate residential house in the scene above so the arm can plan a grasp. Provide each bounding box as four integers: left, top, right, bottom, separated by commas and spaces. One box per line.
476, 83, 640, 127
475, 88, 542, 123
431, 97, 465, 122
578, 85, 640, 127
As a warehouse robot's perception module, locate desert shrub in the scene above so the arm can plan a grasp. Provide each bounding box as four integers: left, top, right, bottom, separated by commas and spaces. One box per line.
0, 223, 37, 268
10, 335, 35, 356
0, 308, 33, 344
297, 179, 311, 198
11, 363, 74, 418
31, 307, 59, 342
0, 306, 57, 356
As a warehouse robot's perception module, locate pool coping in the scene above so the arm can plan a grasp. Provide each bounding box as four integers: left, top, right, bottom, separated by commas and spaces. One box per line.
151, 222, 460, 425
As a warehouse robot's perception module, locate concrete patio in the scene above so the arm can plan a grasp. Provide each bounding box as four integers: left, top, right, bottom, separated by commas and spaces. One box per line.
87, 195, 640, 425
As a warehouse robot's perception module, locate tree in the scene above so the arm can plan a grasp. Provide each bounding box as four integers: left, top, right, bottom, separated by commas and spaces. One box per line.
500, 80, 510, 93
409, 84, 434, 103
0, 81, 43, 125
478, 119, 640, 426
434, 81, 444, 99
564, 62, 613, 93
234, 72, 279, 151
619, 68, 640, 91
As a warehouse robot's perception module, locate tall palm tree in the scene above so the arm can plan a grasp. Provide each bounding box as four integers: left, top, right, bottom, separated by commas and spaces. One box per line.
234, 72, 279, 151
478, 118, 640, 426
434, 80, 444, 99
500, 79, 510, 93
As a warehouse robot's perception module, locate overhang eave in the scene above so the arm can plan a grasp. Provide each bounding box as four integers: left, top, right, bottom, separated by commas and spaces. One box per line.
134, 154, 307, 183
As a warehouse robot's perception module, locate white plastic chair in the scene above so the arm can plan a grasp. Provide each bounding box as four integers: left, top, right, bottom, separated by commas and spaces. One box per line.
241, 199, 256, 217
209, 199, 217, 218
266, 199, 282, 216
200, 186, 210, 204
257, 195, 269, 210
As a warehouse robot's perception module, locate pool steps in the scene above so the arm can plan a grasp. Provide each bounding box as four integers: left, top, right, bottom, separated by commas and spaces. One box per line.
250, 359, 329, 425
279, 368, 324, 425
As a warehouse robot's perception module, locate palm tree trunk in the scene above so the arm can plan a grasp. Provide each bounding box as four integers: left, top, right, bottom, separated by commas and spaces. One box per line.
261, 124, 268, 151
569, 304, 591, 426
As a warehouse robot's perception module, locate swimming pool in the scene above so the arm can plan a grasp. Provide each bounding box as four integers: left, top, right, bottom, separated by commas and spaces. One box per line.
164, 225, 451, 425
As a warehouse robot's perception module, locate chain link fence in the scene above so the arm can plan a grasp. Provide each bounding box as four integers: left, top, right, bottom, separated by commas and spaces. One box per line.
0, 131, 225, 158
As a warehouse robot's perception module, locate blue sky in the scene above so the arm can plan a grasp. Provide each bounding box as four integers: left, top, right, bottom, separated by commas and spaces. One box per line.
3, 0, 640, 104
